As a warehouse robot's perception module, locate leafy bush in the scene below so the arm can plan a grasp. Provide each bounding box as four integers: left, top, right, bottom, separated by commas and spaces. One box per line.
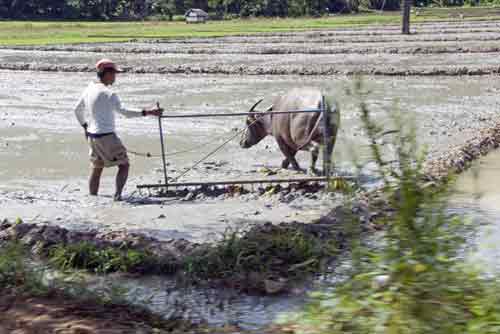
360, 0, 400, 10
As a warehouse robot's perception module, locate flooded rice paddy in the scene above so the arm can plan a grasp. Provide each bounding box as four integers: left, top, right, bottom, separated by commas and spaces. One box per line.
1, 69, 499, 241
1, 18, 500, 329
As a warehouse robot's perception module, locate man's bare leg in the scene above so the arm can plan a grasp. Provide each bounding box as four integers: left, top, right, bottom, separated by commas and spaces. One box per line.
114, 163, 129, 201
89, 167, 103, 196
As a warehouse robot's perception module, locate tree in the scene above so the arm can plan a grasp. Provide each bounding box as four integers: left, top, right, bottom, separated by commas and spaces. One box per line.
7, 0, 28, 18
401, 0, 411, 34
152, 0, 175, 19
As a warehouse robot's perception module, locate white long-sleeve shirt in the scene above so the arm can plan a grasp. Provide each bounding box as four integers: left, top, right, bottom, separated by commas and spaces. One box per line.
74, 82, 142, 134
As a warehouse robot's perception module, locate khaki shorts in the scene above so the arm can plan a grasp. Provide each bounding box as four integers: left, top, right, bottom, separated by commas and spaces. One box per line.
88, 133, 129, 168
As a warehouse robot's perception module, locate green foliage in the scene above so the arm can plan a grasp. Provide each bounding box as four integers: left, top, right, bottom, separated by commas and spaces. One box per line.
49, 242, 160, 274
185, 226, 334, 280
284, 80, 500, 333
0, 0, 360, 19
0, 241, 48, 295
1, 0, 499, 19
472, 0, 500, 6
0, 242, 27, 288
360, 0, 400, 10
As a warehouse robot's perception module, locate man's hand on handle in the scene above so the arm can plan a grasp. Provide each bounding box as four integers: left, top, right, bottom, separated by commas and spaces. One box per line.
142, 103, 163, 117
82, 123, 89, 140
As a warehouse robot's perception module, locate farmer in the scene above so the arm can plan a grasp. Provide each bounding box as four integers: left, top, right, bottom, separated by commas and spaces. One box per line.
74, 59, 163, 201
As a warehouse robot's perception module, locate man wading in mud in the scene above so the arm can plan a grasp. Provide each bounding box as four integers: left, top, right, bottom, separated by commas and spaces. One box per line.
74, 59, 163, 201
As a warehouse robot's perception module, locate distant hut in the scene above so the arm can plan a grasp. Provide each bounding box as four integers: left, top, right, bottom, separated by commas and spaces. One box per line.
185, 8, 209, 24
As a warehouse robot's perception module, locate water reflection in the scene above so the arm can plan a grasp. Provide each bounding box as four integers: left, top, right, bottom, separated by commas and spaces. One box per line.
449, 149, 500, 274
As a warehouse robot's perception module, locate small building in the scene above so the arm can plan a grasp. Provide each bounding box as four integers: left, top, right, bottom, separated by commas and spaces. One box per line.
185, 8, 209, 24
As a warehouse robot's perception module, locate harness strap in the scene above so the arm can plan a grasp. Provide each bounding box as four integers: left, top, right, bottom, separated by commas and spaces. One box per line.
87, 132, 114, 139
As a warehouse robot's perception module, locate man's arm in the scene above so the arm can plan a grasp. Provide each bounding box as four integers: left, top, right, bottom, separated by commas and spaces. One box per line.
111, 93, 163, 118
74, 95, 88, 138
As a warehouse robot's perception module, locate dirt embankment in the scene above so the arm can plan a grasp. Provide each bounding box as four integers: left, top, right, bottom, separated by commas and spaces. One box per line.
5, 44, 500, 55
2, 62, 500, 76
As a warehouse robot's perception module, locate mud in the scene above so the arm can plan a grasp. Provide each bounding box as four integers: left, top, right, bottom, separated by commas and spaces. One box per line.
2, 61, 500, 76
5, 40, 500, 55
425, 120, 500, 181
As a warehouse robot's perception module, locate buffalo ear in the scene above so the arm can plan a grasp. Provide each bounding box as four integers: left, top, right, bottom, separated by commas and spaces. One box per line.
248, 99, 264, 113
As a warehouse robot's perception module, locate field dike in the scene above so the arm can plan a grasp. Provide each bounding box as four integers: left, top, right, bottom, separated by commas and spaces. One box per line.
0, 217, 348, 295
2, 62, 500, 76
2, 115, 500, 294
4, 44, 500, 55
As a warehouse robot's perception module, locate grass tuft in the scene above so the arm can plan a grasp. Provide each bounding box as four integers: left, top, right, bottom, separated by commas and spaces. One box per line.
48, 242, 167, 274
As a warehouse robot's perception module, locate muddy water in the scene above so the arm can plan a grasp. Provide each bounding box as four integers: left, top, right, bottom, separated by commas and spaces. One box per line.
90, 274, 308, 329
58, 255, 349, 330
3, 48, 500, 70
450, 150, 500, 274
1, 69, 500, 241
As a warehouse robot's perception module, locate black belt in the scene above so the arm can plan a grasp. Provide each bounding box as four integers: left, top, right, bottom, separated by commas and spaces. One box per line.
87, 132, 114, 139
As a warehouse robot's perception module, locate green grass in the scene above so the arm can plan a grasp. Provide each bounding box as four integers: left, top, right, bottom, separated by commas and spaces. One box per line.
48, 242, 175, 274
1, 8, 499, 46
185, 226, 333, 281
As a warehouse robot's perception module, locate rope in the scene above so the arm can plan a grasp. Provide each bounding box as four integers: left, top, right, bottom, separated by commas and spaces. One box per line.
126, 128, 247, 158
171, 116, 261, 182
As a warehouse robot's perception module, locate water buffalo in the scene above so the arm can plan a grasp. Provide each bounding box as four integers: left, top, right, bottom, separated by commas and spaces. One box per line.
239, 88, 339, 175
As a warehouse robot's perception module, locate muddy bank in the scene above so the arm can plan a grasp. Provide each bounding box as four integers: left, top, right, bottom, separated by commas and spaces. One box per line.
424, 119, 500, 181
88, 26, 500, 40
3, 61, 500, 76
5, 42, 500, 55
7, 32, 500, 47
0, 214, 352, 294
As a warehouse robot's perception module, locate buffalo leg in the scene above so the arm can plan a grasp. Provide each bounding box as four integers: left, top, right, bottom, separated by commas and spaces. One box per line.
290, 154, 300, 171
281, 157, 290, 169
277, 139, 301, 171
309, 145, 320, 175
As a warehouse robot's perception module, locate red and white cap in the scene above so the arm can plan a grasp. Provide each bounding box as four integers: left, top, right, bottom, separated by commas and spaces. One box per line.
95, 58, 123, 73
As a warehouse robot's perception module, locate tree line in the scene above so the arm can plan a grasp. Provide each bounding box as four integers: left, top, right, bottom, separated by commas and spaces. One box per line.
0, 0, 470, 20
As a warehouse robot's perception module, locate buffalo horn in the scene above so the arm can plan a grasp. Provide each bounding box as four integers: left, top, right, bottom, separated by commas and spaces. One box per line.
248, 99, 264, 113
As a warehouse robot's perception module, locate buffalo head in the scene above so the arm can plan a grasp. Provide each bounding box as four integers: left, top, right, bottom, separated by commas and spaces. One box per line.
239, 99, 268, 149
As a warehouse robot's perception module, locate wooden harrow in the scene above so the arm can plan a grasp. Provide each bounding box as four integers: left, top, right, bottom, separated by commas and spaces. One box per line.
136, 97, 336, 193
